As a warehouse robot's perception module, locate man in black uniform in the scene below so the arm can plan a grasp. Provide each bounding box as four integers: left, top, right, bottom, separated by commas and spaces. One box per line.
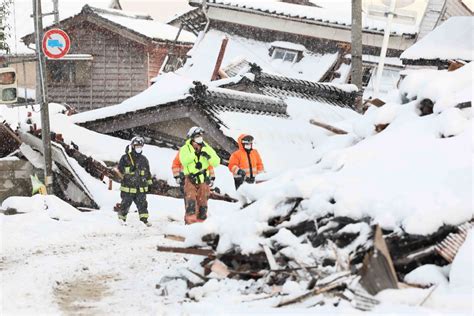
117, 136, 153, 226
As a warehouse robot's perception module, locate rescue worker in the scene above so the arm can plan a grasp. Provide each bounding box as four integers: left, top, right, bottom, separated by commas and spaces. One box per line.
117, 136, 153, 226
179, 126, 220, 224
228, 134, 264, 189
172, 152, 216, 191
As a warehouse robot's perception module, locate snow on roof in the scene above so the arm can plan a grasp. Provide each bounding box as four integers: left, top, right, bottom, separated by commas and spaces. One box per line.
72, 73, 194, 123
270, 41, 306, 52
401, 17, 474, 61
7, 0, 194, 54
90, 6, 196, 43
178, 30, 338, 82
208, 0, 427, 35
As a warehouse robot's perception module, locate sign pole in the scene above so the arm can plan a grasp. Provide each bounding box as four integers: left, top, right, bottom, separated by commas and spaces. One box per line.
33, 0, 53, 194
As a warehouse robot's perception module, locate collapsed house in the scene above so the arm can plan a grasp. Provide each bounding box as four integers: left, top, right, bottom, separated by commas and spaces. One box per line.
169, 0, 462, 98
152, 60, 473, 309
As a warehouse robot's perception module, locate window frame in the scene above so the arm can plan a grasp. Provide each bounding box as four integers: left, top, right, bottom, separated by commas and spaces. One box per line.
271, 48, 298, 63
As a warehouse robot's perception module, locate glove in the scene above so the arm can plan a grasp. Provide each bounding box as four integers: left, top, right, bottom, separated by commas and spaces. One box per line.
175, 172, 184, 186
195, 161, 203, 169
245, 177, 255, 184
237, 169, 246, 178
208, 176, 215, 187
201, 151, 211, 160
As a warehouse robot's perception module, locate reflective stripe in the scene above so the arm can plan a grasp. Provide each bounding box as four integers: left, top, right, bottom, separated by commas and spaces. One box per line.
118, 214, 127, 220
231, 165, 239, 174
120, 187, 137, 193
125, 166, 131, 174
121, 186, 149, 193
139, 213, 149, 219
147, 179, 153, 185
140, 170, 145, 176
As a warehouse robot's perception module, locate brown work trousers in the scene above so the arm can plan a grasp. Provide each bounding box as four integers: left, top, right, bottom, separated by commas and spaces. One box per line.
183, 176, 210, 224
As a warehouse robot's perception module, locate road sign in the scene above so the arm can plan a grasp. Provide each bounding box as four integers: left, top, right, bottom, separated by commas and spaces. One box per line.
42, 29, 71, 59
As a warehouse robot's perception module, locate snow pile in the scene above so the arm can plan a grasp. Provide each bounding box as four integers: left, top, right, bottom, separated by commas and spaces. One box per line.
449, 229, 473, 288
401, 17, 474, 61
173, 64, 472, 255
0, 195, 120, 253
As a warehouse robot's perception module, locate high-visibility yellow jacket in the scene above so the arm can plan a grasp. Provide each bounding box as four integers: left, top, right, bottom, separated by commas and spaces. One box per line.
179, 140, 220, 184
172, 152, 215, 178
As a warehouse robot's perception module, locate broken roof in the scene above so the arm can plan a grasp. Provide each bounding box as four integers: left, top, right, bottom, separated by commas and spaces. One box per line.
401, 16, 474, 62
178, 30, 339, 82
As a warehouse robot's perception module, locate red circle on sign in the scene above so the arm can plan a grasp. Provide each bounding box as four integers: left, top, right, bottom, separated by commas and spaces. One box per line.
42, 29, 71, 59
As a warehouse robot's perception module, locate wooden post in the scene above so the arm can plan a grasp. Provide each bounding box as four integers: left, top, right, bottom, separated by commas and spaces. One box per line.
210, 37, 228, 81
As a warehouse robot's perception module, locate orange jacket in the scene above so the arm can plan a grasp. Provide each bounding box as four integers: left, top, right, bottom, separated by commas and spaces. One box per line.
228, 134, 264, 178
172, 152, 215, 178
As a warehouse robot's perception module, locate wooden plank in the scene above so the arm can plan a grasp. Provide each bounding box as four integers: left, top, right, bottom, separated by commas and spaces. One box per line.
157, 245, 215, 257
309, 119, 348, 135
164, 234, 185, 242
359, 225, 398, 295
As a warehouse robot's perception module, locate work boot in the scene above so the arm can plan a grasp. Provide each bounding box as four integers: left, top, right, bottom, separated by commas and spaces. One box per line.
185, 200, 198, 225
196, 206, 207, 222
140, 218, 152, 227
118, 213, 127, 223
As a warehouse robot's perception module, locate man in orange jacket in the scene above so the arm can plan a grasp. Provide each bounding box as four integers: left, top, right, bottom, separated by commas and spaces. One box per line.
228, 134, 264, 189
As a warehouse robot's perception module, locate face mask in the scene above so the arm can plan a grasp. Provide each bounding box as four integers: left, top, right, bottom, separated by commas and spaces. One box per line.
134, 147, 143, 154
194, 136, 203, 144
244, 144, 252, 150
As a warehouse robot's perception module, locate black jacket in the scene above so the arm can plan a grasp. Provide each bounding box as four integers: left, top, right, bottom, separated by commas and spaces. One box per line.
118, 145, 152, 189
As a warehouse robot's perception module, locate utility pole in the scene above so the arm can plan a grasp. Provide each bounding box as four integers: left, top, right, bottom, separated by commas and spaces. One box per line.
351, 0, 363, 110
52, 0, 59, 24
33, 0, 53, 194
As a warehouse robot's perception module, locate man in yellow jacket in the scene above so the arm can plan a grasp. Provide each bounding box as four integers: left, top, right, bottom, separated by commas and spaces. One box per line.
179, 126, 220, 224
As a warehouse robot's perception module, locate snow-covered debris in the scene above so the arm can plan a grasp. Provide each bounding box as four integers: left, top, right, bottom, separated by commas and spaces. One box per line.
179, 30, 338, 82
404, 265, 449, 287
158, 64, 472, 307
401, 17, 474, 62
399, 62, 473, 112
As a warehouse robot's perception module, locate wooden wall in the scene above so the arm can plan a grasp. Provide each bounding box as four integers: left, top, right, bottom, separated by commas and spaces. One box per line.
46, 20, 149, 112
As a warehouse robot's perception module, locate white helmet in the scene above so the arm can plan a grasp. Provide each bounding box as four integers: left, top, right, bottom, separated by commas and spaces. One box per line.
187, 126, 204, 139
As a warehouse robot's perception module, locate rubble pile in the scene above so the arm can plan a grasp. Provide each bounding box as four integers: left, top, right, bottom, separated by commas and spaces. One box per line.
158, 197, 472, 308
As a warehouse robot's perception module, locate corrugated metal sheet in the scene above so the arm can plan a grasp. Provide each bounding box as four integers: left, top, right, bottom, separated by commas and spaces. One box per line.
434, 221, 473, 263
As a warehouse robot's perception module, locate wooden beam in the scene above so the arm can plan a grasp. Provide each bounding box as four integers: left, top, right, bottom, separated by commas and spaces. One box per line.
157, 246, 215, 257
309, 119, 348, 135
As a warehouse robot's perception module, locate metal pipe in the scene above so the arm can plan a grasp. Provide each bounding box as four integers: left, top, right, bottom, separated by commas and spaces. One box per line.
374, 0, 397, 98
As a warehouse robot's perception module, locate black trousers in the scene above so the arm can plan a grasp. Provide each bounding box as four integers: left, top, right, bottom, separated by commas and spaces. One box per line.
119, 192, 149, 220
